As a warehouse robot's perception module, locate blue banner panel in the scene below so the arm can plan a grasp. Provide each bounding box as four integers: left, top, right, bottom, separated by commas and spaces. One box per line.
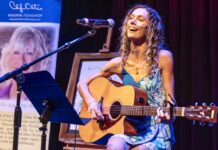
0, 0, 62, 23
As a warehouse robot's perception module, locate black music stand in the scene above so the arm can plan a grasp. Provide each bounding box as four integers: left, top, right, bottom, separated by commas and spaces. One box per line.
21, 71, 89, 150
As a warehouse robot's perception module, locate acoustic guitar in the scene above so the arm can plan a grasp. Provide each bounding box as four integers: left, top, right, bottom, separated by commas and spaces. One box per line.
79, 77, 217, 144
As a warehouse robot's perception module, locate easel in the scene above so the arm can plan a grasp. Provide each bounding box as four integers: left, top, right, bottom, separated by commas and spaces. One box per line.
99, 26, 114, 53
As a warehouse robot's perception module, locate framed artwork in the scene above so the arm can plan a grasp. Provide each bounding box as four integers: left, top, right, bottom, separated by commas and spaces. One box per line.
59, 52, 120, 148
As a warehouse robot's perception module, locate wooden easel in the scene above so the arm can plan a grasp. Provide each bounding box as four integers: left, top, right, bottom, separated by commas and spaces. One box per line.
99, 27, 114, 53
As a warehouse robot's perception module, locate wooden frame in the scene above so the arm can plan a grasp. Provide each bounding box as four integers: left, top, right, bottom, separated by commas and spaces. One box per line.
59, 52, 118, 148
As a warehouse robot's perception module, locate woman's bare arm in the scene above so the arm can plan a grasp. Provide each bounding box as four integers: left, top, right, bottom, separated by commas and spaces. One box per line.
77, 57, 122, 119
159, 50, 175, 104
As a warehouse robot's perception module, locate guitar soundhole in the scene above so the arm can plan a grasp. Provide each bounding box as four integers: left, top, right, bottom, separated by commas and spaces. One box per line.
110, 101, 121, 119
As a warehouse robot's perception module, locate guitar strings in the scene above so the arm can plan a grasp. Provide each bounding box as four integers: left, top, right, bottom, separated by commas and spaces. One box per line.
80, 106, 208, 115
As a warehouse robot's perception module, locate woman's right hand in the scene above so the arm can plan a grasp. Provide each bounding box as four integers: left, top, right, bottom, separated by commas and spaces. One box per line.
88, 101, 104, 120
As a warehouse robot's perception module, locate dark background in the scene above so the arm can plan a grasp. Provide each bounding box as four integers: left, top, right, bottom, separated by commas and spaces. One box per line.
50, 0, 218, 149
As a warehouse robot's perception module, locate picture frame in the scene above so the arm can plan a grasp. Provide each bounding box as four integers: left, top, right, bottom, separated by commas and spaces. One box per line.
59, 52, 119, 148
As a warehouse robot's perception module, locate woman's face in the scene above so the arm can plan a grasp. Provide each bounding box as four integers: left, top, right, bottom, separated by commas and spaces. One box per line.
1, 41, 38, 73
127, 8, 149, 43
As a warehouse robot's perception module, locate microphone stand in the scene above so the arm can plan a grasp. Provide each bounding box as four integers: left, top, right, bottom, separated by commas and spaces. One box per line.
0, 30, 96, 150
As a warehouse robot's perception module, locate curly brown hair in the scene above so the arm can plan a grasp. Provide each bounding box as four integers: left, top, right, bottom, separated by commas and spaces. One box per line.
119, 4, 166, 74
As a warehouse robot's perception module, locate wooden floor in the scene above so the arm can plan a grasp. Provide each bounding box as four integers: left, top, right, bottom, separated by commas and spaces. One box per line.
62, 139, 106, 150
63, 146, 106, 150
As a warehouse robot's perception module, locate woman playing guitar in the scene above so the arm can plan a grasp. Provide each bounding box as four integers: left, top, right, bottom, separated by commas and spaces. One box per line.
77, 4, 176, 150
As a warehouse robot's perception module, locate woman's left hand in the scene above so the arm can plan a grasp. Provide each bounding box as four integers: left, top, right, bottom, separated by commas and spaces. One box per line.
155, 107, 171, 123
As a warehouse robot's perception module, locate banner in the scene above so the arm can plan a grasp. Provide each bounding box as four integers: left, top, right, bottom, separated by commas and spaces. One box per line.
0, 0, 62, 149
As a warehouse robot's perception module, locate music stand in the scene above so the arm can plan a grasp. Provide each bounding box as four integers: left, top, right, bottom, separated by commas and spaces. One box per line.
21, 71, 89, 150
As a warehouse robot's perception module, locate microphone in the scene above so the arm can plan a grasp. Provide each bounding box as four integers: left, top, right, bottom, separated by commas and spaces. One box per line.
76, 18, 115, 28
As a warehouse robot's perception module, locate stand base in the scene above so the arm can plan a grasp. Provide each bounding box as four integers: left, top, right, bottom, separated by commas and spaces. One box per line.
39, 123, 47, 150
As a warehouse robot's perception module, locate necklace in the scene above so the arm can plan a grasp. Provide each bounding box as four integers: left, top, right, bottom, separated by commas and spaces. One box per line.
125, 59, 149, 75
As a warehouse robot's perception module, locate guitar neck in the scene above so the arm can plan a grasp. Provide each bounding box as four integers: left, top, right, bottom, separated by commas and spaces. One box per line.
87, 77, 217, 123
121, 106, 187, 117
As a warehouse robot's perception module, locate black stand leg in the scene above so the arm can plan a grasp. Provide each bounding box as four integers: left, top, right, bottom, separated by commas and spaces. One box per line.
13, 101, 22, 150
39, 123, 47, 150
39, 100, 51, 150
13, 73, 25, 150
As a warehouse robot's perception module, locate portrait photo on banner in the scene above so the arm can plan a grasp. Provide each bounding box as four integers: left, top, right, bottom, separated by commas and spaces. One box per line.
0, 24, 58, 101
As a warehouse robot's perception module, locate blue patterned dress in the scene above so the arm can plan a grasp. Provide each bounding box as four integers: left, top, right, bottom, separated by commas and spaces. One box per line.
113, 66, 175, 150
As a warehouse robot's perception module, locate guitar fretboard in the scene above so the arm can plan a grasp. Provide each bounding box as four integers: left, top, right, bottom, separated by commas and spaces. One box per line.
120, 106, 188, 117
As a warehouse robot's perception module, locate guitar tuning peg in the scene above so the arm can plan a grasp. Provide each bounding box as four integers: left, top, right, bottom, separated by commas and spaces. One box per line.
192, 120, 196, 126
199, 121, 205, 126
202, 102, 206, 106
210, 102, 215, 106
208, 122, 213, 127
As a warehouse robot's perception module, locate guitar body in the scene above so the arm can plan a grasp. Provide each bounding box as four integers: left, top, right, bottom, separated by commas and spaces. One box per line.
79, 77, 148, 144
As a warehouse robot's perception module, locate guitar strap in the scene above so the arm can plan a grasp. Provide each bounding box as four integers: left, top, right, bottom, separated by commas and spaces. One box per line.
169, 102, 174, 119
163, 100, 175, 121
164, 94, 177, 120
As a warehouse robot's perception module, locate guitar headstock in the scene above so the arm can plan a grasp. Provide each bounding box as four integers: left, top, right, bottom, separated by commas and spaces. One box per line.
186, 103, 218, 124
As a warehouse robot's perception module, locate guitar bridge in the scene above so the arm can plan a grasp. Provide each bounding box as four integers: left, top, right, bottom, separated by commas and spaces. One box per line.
97, 119, 105, 128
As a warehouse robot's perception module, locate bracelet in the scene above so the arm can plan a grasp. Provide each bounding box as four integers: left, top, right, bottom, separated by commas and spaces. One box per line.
88, 101, 98, 112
